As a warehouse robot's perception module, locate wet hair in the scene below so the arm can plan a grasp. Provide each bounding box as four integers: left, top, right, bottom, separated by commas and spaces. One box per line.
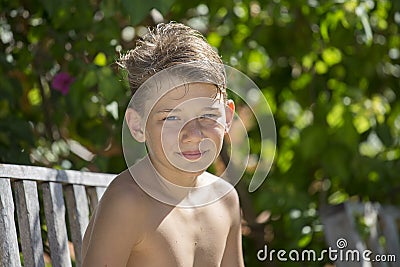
118, 22, 226, 109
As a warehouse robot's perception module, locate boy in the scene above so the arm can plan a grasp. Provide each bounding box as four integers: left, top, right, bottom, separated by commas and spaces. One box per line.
82, 22, 245, 267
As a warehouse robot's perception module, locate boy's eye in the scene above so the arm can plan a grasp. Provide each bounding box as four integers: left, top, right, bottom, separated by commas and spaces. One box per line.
198, 114, 221, 126
163, 116, 180, 121
199, 114, 217, 119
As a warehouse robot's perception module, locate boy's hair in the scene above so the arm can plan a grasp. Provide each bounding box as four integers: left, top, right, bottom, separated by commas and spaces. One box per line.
118, 22, 226, 104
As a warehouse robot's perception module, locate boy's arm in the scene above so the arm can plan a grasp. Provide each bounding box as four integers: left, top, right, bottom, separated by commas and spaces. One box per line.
82, 182, 144, 266
220, 189, 245, 267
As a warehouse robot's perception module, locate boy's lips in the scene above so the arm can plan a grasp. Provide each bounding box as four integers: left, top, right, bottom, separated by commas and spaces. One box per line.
179, 150, 206, 160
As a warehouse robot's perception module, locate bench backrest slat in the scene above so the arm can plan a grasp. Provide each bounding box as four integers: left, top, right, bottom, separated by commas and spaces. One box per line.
381, 206, 400, 262
321, 203, 366, 267
14, 180, 45, 267
0, 164, 115, 187
0, 178, 21, 267
64, 184, 89, 267
321, 202, 400, 267
41, 182, 72, 267
86, 186, 106, 213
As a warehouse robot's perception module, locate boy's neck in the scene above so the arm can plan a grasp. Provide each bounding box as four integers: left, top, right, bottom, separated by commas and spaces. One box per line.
131, 156, 226, 207
145, 155, 202, 188
130, 156, 202, 205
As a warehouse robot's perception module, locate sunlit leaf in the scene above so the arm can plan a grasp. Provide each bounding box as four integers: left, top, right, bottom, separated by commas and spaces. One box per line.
277, 147, 294, 173
302, 53, 316, 70
27, 88, 42, 106
322, 47, 342, 66
247, 49, 268, 74
328, 191, 349, 204
207, 32, 223, 48
320, 20, 329, 42
233, 3, 248, 20
94, 53, 107, 67
359, 132, 384, 157
327, 104, 345, 128
298, 233, 312, 248
353, 114, 371, 134
291, 73, 312, 90
368, 171, 379, 182
315, 60, 328, 74
344, 0, 358, 12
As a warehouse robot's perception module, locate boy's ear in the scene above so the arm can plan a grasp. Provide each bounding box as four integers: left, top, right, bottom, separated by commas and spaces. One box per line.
224, 99, 235, 132
125, 108, 145, 142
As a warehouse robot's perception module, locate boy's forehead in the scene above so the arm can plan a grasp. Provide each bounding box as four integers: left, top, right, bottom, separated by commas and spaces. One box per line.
147, 82, 222, 109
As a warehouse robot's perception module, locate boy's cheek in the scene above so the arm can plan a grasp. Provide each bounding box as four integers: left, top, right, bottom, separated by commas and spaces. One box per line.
160, 122, 185, 129
208, 122, 227, 135
160, 127, 181, 143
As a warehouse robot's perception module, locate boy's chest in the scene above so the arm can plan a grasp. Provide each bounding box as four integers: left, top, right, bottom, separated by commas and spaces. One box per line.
133, 204, 231, 266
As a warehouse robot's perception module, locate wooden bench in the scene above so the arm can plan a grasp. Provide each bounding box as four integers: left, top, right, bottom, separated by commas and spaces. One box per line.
0, 163, 116, 267
321, 201, 400, 267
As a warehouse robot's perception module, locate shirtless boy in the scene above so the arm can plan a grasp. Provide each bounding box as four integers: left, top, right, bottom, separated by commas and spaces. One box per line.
82, 22, 245, 267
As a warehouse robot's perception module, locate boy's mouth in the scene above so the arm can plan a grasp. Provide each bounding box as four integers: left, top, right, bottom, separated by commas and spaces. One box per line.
179, 150, 205, 160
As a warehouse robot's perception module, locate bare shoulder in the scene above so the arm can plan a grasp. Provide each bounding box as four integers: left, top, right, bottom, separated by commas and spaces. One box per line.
82, 169, 150, 265
202, 172, 240, 209
88, 168, 152, 237
218, 182, 240, 210
101, 169, 147, 206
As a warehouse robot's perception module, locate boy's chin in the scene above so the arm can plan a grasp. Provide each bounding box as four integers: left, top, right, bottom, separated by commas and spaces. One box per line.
172, 163, 210, 175
169, 153, 215, 173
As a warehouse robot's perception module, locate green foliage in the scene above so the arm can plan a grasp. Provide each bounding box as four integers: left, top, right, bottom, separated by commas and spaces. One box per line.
1, 0, 400, 266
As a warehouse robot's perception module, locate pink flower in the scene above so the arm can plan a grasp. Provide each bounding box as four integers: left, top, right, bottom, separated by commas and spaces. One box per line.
52, 72, 75, 95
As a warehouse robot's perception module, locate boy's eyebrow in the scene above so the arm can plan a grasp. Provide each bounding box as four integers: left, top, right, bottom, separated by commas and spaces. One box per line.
202, 107, 222, 112
156, 108, 182, 113
156, 107, 221, 113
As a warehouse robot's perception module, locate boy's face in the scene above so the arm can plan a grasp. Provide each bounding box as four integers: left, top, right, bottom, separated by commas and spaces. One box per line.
127, 82, 234, 179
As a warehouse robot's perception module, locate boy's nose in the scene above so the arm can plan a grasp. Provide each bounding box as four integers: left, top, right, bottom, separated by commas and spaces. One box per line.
180, 118, 203, 143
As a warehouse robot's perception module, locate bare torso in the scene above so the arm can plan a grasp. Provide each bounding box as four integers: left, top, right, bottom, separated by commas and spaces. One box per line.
126, 193, 231, 267
82, 168, 243, 267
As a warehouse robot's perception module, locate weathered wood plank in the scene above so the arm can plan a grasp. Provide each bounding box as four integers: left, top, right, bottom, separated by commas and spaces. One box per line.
320, 203, 371, 267
0, 163, 115, 187
322, 202, 400, 267
96, 187, 106, 201
65, 184, 89, 267
360, 203, 387, 267
0, 178, 21, 267
14, 180, 45, 267
41, 182, 72, 267
380, 206, 400, 267
86, 187, 98, 214
86, 186, 106, 214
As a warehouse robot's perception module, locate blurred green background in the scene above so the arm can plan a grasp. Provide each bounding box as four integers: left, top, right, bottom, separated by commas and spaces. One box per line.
1, 0, 399, 266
